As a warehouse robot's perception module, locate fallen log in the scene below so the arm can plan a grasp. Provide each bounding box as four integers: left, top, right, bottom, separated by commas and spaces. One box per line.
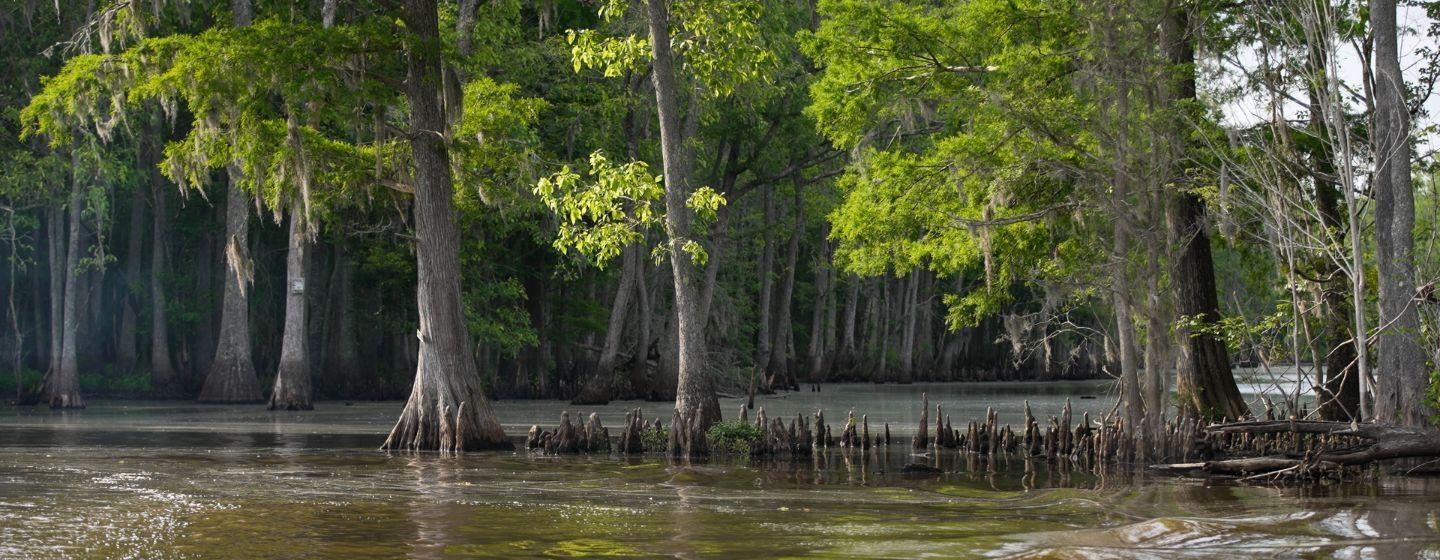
1152, 420, 1440, 478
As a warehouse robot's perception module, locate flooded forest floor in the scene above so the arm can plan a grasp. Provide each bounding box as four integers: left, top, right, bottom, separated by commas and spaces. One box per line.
5, 381, 1440, 558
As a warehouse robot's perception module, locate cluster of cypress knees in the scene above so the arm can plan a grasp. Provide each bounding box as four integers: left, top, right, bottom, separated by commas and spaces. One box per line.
525, 392, 1223, 466
521, 391, 1438, 482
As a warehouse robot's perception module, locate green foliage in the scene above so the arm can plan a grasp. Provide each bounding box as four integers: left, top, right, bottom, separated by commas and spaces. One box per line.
463, 277, 540, 356
535, 150, 664, 267
566, 31, 651, 78
641, 425, 670, 452
0, 369, 43, 396
79, 369, 152, 394
670, 0, 779, 97
705, 420, 765, 455
452, 76, 547, 206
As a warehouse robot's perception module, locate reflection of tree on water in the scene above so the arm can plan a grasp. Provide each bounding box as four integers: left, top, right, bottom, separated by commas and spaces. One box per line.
404, 456, 467, 560
662, 457, 705, 560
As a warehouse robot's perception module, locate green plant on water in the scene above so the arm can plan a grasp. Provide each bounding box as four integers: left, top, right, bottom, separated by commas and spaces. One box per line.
641, 426, 669, 453
706, 420, 764, 456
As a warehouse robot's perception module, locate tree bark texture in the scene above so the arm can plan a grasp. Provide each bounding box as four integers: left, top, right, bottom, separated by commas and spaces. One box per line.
45, 157, 85, 409
269, 207, 313, 410
646, 0, 721, 448
1162, 2, 1247, 421
1369, 0, 1430, 427
382, 0, 509, 452
197, 170, 263, 403
148, 185, 177, 392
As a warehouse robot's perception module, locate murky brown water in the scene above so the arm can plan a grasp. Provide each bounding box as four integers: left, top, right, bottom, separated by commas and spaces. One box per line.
4, 383, 1439, 559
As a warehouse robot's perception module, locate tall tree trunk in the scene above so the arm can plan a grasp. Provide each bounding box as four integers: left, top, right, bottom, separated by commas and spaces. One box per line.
767, 183, 802, 391
321, 243, 359, 397
149, 183, 176, 391
1101, 7, 1140, 437
197, 170, 263, 402
571, 243, 637, 405
898, 268, 918, 384
46, 206, 62, 375
645, 0, 721, 445
840, 276, 858, 367
755, 183, 776, 370
6, 206, 23, 402
46, 153, 85, 409
806, 223, 831, 382
198, 1, 262, 403
382, 0, 509, 451
269, 208, 312, 410
1369, 0, 1429, 426
1163, 1, 1247, 420
875, 279, 890, 382
116, 184, 145, 375
823, 253, 838, 375
631, 242, 654, 399
1144, 190, 1170, 446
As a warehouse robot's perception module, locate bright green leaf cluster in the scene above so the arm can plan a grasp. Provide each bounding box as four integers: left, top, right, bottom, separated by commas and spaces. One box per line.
534, 150, 664, 268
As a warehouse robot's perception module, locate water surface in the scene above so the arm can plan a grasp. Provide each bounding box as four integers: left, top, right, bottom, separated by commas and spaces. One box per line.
4, 381, 1437, 559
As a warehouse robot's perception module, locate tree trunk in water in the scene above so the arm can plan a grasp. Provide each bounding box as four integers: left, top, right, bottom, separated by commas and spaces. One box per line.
199, 0, 262, 403
269, 208, 312, 410
197, 172, 263, 403
898, 268, 919, 384
1103, 13, 1140, 437
149, 184, 176, 391
46, 206, 62, 375
1114, 225, 1140, 438
571, 243, 638, 405
1163, 3, 1247, 421
630, 242, 654, 399
646, 0, 721, 447
46, 158, 85, 409
755, 183, 775, 369
840, 276, 858, 368
116, 183, 145, 375
767, 181, 802, 390
321, 243, 359, 397
382, 0, 509, 451
876, 279, 890, 382
1144, 190, 1170, 446
806, 222, 831, 382
1369, 0, 1429, 427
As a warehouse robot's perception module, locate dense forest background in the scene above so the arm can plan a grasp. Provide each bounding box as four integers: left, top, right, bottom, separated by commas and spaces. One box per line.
1, 0, 1438, 436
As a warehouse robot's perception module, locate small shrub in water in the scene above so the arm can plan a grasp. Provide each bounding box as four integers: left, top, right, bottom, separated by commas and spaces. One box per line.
706, 420, 764, 456
641, 426, 669, 452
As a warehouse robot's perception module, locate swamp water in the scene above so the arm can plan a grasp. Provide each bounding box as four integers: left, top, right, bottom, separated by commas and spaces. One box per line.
4, 381, 1440, 558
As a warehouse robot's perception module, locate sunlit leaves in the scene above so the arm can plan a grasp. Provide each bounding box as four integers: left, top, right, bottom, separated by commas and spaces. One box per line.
807, 0, 1097, 326
671, 0, 778, 97
686, 185, 726, 224
535, 150, 664, 267
452, 77, 546, 205
565, 0, 779, 99
566, 30, 651, 78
